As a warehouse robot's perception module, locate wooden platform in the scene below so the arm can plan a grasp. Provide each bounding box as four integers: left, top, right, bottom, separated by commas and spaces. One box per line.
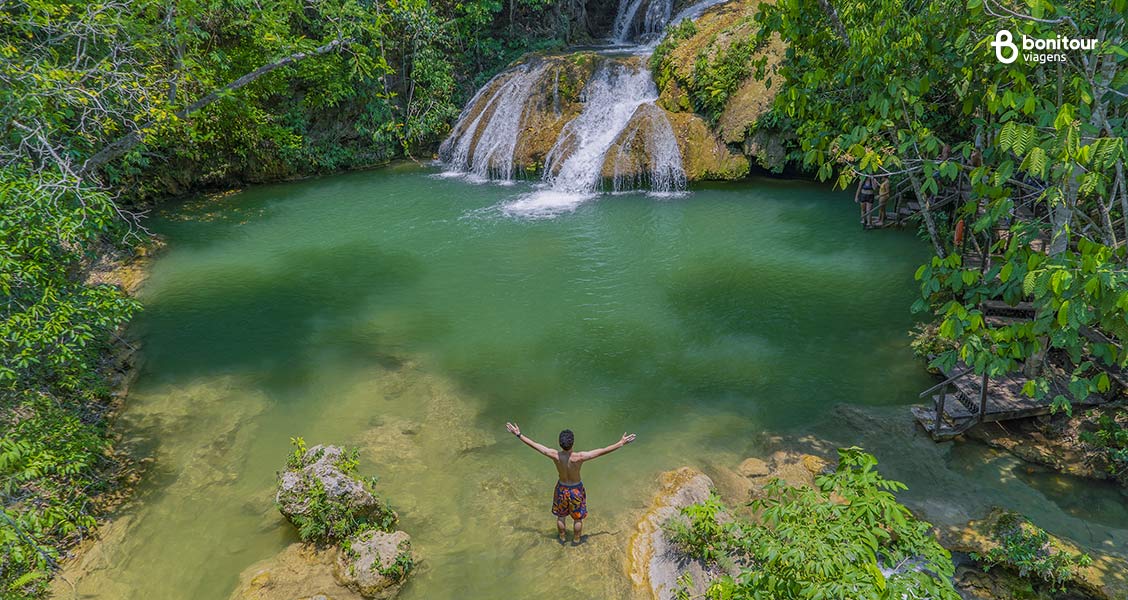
912, 364, 1111, 441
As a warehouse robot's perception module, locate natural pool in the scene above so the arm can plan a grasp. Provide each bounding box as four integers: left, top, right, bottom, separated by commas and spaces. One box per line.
58, 165, 1128, 599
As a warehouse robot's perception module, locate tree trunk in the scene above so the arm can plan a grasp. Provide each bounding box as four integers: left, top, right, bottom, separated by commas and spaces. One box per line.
906, 171, 947, 258
816, 0, 850, 47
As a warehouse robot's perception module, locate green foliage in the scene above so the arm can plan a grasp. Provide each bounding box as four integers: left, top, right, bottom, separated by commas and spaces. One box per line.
755, 0, 1128, 411
281, 439, 397, 545
651, 15, 764, 123
665, 492, 735, 567
1, 390, 119, 598
669, 448, 960, 600
689, 30, 759, 122
972, 511, 1092, 591
378, 540, 415, 580
0, 0, 574, 594
651, 19, 699, 87
1080, 409, 1128, 486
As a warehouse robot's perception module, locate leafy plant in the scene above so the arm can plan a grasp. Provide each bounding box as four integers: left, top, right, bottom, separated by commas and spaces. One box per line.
1080, 410, 1128, 486
972, 511, 1092, 591
752, 0, 1128, 413
670, 448, 960, 600
280, 439, 396, 545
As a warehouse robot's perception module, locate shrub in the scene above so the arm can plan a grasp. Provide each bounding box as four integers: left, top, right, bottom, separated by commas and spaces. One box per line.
669, 448, 960, 600
973, 511, 1092, 591
1080, 411, 1128, 486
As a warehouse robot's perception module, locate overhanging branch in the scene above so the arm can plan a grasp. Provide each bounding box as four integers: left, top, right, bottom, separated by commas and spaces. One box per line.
80, 37, 350, 177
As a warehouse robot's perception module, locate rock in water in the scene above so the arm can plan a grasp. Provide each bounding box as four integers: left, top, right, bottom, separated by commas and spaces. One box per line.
628, 467, 717, 600
228, 543, 363, 600
334, 530, 414, 599
276, 444, 395, 539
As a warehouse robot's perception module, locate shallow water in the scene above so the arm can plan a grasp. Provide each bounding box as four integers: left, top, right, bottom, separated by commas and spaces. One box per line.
58, 165, 1128, 599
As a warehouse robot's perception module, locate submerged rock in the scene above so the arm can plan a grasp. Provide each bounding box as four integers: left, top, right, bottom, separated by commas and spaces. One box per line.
334, 530, 414, 599
627, 467, 718, 600
228, 543, 362, 600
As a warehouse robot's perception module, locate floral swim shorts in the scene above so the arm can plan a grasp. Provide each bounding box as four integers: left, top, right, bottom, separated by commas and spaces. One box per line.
551, 481, 587, 520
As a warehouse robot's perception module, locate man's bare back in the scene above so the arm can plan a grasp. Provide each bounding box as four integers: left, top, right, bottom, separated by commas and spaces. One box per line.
505, 422, 636, 544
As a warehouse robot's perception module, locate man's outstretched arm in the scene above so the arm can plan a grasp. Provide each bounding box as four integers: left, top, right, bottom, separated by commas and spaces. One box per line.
506, 422, 556, 459
575, 433, 636, 462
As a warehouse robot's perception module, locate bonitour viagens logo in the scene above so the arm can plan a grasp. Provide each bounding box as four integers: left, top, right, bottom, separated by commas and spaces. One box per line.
991, 28, 1098, 64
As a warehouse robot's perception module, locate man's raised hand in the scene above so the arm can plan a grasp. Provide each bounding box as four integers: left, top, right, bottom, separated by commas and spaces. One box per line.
621, 432, 637, 445
506, 422, 521, 437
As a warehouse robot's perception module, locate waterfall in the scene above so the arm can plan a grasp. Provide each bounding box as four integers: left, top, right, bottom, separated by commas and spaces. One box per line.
503, 61, 685, 217
610, 103, 687, 194
611, 0, 674, 44
544, 63, 657, 193
438, 62, 546, 181
437, 0, 736, 217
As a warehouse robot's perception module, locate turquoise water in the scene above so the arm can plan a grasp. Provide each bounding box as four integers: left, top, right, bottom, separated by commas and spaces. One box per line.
56, 165, 1128, 599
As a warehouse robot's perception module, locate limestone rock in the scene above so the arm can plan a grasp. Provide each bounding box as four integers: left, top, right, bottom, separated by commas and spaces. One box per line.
654, 0, 790, 172
228, 543, 363, 600
715, 450, 828, 506
334, 530, 414, 599
628, 467, 718, 600
276, 445, 393, 534
666, 111, 749, 181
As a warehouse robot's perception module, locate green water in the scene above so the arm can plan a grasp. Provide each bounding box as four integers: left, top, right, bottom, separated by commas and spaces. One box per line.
59, 165, 1128, 599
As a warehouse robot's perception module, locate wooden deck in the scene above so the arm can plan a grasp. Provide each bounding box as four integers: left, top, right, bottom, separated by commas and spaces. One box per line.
912, 364, 1112, 440
914, 367, 1091, 440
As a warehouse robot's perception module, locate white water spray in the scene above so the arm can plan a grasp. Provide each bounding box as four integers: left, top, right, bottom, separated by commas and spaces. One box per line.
611, 0, 674, 44
503, 62, 684, 218
438, 62, 546, 181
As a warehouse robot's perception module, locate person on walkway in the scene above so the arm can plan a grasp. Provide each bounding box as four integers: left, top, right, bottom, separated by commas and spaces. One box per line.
855, 174, 876, 227
504, 423, 636, 545
877, 176, 891, 226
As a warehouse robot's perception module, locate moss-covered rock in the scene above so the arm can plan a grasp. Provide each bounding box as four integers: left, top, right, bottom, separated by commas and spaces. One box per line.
667, 111, 749, 180
276, 442, 397, 544
651, 0, 790, 171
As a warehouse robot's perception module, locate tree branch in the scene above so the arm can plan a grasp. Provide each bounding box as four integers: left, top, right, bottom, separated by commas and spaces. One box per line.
79, 37, 350, 177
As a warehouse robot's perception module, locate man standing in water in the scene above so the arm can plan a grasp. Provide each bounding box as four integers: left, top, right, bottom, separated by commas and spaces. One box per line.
505, 423, 636, 545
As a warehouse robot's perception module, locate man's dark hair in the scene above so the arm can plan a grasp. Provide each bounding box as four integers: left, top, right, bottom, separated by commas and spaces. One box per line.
559, 429, 574, 451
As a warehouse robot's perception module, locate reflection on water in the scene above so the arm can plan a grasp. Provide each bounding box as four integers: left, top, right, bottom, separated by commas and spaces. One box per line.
54, 167, 1127, 599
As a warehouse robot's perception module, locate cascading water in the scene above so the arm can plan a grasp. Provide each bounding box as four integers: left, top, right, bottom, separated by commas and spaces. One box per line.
438, 0, 734, 216
611, 0, 674, 44
503, 61, 683, 217
438, 62, 546, 181
610, 103, 687, 194
545, 64, 659, 194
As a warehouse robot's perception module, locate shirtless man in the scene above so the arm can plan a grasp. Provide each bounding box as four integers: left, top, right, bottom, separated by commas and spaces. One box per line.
505, 423, 636, 545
